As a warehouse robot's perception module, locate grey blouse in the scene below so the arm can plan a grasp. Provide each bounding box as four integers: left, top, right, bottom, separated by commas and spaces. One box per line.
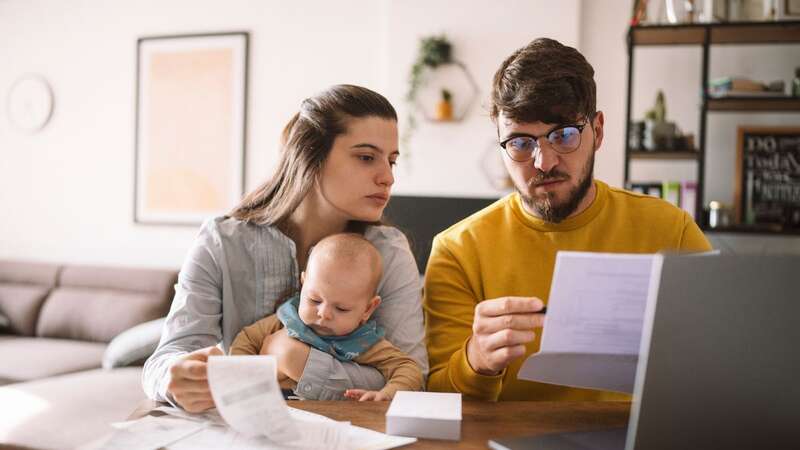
142, 216, 428, 402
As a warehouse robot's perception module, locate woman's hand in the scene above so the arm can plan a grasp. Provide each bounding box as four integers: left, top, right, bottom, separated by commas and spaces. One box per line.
260, 328, 310, 381
344, 389, 390, 402
167, 346, 223, 413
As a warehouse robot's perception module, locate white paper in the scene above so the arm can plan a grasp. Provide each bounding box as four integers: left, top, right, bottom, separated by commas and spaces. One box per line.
95, 415, 206, 450
153, 405, 225, 425
542, 252, 654, 355
207, 355, 299, 442
518, 251, 656, 393
287, 407, 417, 450
385, 391, 461, 420
94, 356, 414, 450
385, 392, 462, 441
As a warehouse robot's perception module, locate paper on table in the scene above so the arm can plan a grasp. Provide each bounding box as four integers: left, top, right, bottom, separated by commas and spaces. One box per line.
153, 405, 225, 425
206, 355, 299, 442
94, 415, 206, 450
518, 251, 656, 393
97, 355, 412, 450
287, 407, 418, 450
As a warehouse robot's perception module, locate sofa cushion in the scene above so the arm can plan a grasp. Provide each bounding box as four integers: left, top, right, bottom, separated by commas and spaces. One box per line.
102, 317, 166, 369
58, 265, 177, 296
0, 284, 52, 336
0, 260, 60, 338
0, 367, 145, 450
0, 260, 60, 286
37, 288, 169, 343
0, 337, 106, 385
35, 265, 177, 343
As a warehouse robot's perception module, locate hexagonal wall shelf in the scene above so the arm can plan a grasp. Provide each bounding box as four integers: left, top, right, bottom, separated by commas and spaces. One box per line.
412, 61, 479, 123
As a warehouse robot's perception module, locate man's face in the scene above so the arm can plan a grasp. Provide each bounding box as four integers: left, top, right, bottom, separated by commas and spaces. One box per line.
497, 111, 604, 223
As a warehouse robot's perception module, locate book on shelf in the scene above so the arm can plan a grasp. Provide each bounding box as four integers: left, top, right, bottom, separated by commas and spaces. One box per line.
662, 181, 681, 207
681, 181, 697, 219
708, 76, 786, 98
708, 90, 787, 99
708, 77, 765, 92
628, 182, 662, 199
628, 181, 697, 219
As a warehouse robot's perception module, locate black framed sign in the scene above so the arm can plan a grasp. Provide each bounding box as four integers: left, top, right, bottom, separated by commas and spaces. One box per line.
735, 126, 800, 230
134, 32, 249, 225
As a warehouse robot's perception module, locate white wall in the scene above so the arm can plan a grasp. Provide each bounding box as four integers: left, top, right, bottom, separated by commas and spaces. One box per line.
385, 0, 580, 197
0, 0, 579, 268
1, 0, 797, 268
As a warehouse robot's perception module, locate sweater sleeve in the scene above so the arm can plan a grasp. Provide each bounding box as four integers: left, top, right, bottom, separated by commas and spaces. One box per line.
423, 235, 505, 401
679, 211, 713, 251
142, 219, 224, 404
229, 314, 283, 355
355, 339, 424, 399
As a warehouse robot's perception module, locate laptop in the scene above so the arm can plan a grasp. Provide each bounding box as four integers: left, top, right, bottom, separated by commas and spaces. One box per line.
489, 254, 800, 450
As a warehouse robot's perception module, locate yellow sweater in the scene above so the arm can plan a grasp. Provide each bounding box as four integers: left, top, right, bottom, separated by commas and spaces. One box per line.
423, 180, 711, 401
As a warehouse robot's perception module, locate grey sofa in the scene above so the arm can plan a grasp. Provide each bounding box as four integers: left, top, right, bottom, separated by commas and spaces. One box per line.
0, 260, 178, 450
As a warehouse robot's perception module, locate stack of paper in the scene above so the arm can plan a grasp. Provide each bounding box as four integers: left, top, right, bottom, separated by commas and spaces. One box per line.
386, 391, 462, 441
90, 355, 417, 450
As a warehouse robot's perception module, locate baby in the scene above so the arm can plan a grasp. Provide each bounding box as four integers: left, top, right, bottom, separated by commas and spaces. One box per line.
230, 232, 423, 401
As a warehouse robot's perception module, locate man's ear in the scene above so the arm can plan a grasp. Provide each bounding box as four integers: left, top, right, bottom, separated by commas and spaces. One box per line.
361, 295, 382, 323
592, 110, 605, 152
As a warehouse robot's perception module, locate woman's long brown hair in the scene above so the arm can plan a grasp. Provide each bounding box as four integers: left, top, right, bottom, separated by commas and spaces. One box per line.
229, 84, 397, 230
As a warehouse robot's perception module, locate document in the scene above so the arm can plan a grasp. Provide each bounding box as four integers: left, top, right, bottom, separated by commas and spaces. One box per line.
94, 415, 206, 450
91, 355, 415, 450
206, 355, 299, 442
518, 251, 656, 393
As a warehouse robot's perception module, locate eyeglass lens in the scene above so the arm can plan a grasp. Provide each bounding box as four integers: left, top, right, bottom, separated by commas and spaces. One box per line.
505, 126, 582, 161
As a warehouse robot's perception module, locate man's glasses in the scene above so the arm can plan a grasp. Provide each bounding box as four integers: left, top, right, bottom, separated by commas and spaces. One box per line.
499, 121, 589, 162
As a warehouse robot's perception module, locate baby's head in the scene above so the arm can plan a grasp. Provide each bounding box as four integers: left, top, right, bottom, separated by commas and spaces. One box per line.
298, 233, 383, 336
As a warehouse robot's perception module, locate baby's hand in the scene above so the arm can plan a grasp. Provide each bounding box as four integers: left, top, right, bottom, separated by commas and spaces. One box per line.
344, 389, 390, 402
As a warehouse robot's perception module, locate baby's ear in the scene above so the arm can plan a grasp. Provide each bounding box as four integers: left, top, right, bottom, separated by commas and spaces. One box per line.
300, 271, 306, 284
362, 295, 381, 322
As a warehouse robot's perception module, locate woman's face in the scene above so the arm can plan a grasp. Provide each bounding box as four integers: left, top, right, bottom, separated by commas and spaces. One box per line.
316, 116, 399, 223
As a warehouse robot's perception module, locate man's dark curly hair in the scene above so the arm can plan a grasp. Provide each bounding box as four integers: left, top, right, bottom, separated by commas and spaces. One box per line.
490, 38, 596, 126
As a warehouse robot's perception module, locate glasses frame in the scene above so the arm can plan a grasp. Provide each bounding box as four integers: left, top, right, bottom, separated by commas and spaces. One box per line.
499, 119, 591, 163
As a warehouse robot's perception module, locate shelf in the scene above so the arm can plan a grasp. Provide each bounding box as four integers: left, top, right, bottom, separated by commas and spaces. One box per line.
707, 97, 800, 111
631, 25, 707, 45
630, 21, 800, 46
625, 21, 800, 226
630, 150, 699, 160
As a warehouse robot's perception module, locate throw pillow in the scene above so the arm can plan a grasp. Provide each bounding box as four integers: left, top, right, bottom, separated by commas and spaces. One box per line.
102, 317, 166, 369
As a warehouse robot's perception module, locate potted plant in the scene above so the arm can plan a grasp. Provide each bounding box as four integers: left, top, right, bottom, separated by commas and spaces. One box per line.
436, 89, 453, 121
404, 35, 453, 141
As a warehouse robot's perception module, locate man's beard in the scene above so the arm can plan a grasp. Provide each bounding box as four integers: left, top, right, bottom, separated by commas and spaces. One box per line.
518, 151, 595, 224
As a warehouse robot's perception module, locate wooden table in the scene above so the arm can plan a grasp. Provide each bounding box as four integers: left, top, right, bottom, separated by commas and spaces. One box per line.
131, 400, 630, 449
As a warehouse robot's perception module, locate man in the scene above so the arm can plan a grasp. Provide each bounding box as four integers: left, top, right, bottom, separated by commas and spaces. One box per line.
423, 38, 711, 401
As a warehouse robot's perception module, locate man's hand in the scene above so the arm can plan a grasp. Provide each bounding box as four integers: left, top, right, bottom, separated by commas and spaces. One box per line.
466, 296, 546, 375
167, 346, 223, 413
344, 389, 390, 402
260, 328, 310, 382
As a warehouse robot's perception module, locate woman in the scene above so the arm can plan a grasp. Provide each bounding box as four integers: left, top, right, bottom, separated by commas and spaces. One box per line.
142, 85, 427, 412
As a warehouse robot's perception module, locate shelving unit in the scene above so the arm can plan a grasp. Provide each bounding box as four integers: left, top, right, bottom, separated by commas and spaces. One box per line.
623, 20, 800, 233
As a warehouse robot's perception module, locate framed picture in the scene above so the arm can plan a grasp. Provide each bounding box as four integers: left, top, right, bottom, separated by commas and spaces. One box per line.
134, 32, 249, 225
735, 126, 800, 230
